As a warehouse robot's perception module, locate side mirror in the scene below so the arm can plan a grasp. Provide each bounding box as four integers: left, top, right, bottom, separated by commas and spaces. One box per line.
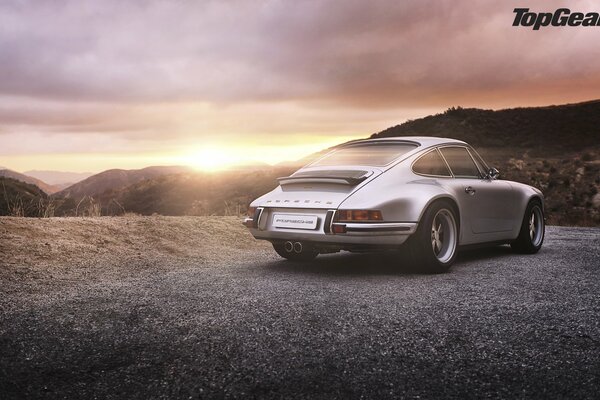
487, 167, 500, 180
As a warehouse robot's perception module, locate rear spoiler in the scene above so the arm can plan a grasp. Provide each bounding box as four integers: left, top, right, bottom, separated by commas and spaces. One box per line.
277, 170, 372, 186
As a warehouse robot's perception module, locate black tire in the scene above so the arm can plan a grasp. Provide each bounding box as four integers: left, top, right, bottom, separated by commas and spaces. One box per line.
511, 200, 544, 254
407, 200, 459, 273
272, 242, 318, 261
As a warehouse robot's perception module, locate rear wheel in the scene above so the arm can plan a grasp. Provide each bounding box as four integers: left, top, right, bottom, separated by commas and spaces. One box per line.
408, 201, 458, 273
272, 242, 318, 261
511, 200, 544, 254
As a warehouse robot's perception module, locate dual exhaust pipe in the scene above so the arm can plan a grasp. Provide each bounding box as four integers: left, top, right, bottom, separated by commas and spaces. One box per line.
284, 241, 303, 254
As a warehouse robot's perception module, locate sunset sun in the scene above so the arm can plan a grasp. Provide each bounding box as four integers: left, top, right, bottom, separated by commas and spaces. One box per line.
184, 147, 237, 171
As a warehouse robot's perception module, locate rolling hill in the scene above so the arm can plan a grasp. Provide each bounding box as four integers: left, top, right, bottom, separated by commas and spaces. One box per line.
50, 166, 294, 217
371, 99, 600, 150
114, 167, 293, 216
24, 170, 93, 186
0, 169, 60, 194
54, 165, 194, 200
0, 177, 49, 217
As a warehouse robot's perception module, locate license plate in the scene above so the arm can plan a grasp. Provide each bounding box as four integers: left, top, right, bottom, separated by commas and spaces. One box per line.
272, 214, 318, 230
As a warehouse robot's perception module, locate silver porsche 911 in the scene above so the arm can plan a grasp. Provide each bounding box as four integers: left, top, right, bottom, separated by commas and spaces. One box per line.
244, 137, 545, 273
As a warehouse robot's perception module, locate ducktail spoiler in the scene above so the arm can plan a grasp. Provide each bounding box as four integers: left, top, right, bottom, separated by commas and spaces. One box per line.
277, 170, 373, 186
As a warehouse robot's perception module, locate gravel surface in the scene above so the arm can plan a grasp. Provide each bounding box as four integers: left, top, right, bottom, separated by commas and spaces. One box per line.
0, 217, 599, 399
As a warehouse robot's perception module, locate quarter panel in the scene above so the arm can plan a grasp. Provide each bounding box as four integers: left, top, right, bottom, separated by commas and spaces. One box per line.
338, 163, 457, 223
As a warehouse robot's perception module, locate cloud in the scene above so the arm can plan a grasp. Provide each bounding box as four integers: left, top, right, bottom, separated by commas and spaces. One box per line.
1, 0, 599, 105
1, 0, 599, 165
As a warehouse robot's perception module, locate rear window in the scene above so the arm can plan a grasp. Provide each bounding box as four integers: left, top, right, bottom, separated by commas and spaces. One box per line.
310, 143, 417, 167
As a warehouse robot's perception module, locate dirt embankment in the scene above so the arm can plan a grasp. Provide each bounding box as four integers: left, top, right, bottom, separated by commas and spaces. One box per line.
0, 216, 271, 283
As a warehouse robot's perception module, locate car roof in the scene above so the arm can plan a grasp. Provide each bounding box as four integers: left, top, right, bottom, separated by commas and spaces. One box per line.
342, 136, 468, 148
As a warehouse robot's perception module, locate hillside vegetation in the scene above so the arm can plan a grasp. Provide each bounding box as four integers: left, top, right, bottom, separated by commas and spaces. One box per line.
0, 177, 50, 217
372, 100, 600, 151
55, 165, 193, 199
116, 167, 293, 216
49, 167, 294, 217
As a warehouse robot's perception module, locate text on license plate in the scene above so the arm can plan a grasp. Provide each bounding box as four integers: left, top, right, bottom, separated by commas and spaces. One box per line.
272, 214, 318, 230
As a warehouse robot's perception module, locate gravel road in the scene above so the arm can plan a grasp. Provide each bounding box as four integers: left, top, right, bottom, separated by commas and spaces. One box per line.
0, 217, 599, 399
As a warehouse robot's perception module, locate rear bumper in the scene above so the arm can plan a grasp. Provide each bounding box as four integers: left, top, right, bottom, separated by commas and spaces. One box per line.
247, 225, 416, 246
244, 208, 417, 247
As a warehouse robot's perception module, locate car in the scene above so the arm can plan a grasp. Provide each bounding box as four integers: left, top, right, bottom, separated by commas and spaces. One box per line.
244, 137, 545, 273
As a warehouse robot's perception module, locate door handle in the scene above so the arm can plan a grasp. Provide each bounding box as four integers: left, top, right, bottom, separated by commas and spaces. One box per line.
464, 186, 476, 195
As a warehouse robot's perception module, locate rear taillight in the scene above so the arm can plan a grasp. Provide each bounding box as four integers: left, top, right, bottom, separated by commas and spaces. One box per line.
335, 210, 383, 222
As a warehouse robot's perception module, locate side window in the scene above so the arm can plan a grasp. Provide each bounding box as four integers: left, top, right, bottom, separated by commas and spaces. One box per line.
412, 149, 452, 177
439, 147, 482, 179
468, 148, 489, 174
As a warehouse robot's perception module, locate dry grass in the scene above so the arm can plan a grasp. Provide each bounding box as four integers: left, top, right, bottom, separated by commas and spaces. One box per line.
75, 196, 102, 217
0, 216, 273, 286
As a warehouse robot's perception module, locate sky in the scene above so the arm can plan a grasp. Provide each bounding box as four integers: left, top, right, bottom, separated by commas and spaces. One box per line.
1, 0, 600, 172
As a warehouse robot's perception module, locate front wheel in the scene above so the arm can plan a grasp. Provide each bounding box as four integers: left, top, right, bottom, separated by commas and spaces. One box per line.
511, 201, 544, 254
408, 201, 459, 273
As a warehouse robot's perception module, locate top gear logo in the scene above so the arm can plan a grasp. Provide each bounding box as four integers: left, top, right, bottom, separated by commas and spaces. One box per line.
513, 8, 600, 30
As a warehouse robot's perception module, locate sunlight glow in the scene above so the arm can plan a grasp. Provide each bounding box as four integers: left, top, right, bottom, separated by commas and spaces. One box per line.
1, 136, 363, 173
178, 136, 359, 171
182, 147, 238, 171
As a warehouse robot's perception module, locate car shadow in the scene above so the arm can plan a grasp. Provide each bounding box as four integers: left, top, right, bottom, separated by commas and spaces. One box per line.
261, 251, 416, 276
258, 244, 516, 276
456, 244, 515, 262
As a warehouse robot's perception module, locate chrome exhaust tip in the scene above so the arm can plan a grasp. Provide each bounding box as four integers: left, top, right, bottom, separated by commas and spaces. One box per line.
293, 242, 303, 253
284, 241, 294, 252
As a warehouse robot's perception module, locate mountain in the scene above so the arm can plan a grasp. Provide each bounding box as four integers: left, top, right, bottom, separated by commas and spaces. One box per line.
24, 170, 94, 185
99, 167, 294, 216
0, 169, 60, 194
53, 165, 194, 200
51, 167, 294, 217
0, 177, 49, 217
54, 182, 79, 191
371, 99, 600, 150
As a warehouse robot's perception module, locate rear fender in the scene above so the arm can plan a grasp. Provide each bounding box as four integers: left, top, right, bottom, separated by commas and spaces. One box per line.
338, 177, 458, 223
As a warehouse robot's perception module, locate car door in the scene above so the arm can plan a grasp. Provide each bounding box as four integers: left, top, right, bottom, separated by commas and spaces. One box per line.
439, 146, 516, 238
